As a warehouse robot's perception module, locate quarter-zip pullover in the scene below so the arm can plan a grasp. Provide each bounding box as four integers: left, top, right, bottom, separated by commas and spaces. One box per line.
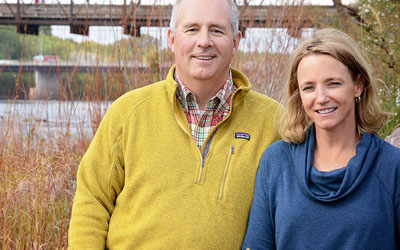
68, 65, 282, 250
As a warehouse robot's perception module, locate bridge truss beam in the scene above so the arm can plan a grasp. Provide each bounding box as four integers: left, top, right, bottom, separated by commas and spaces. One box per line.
0, 2, 337, 37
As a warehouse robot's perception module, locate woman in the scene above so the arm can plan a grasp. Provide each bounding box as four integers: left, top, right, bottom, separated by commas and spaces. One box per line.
242, 28, 400, 250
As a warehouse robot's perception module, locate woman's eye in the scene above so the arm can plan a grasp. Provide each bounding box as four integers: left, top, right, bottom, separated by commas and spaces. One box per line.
302, 86, 313, 91
329, 81, 341, 86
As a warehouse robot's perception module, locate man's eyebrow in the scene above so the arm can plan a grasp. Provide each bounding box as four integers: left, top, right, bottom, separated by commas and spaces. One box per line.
181, 22, 228, 30
210, 24, 228, 30
181, 22, 199, 28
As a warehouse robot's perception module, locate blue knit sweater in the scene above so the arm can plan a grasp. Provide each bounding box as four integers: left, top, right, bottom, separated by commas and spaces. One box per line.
242, 129, 400, 250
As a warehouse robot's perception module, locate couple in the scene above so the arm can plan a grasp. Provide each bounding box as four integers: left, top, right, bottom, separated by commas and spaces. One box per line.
68, 0, 400, 249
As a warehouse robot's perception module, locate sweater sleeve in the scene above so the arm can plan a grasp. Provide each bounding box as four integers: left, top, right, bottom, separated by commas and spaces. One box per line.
394, 203, 400, 248
386, 143, 400, 248
242, 149, 276, 250
68, 103, 125, 249
394, 165, 400, 247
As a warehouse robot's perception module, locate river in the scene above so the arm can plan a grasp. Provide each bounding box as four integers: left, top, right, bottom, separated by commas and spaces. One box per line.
0, 100, 112, 138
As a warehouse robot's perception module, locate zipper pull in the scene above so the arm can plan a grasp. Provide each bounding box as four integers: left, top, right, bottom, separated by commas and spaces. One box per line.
231, 145, 234, 154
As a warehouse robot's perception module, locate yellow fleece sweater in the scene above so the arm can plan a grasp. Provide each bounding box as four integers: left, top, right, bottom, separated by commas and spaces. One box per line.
68, 66, 282, 250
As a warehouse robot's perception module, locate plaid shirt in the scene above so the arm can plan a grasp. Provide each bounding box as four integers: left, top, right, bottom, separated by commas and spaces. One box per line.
175, 71, 237, 149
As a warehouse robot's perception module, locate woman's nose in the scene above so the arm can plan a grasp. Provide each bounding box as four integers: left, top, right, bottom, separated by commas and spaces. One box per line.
315, 86, 329, 103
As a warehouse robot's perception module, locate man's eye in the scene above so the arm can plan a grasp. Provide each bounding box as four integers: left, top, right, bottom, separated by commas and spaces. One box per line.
211, 29, 223, 34
185, 28, 197, 33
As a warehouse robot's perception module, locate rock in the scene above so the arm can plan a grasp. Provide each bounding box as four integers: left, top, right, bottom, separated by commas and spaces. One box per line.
385, 127, 400, 148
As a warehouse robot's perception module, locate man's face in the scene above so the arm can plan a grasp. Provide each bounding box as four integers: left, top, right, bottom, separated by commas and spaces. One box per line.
167, 0, 241, 86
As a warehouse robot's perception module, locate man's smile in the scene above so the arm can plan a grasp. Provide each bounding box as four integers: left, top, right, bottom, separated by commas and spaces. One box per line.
193, 55, 216, 60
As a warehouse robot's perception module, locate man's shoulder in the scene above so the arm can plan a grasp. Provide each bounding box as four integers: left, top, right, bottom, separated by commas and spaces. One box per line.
120, 80, 168, 102
111, 80, 170, 110
102, 80, 171, 124
246, 90, 279, 103
242, 90, 283, 113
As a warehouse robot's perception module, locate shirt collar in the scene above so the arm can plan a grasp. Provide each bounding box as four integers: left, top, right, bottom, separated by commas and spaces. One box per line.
174, 70, 236, 112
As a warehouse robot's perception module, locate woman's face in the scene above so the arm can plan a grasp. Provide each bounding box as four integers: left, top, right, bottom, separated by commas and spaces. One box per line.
297, 54, 363, 134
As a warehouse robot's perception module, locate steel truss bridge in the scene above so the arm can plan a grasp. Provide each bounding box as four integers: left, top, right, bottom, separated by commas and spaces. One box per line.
0, 59, 154, 73
0, 2, 337, 37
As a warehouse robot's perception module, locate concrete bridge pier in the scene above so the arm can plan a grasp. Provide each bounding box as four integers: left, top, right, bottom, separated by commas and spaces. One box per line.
29, 69, 60, 99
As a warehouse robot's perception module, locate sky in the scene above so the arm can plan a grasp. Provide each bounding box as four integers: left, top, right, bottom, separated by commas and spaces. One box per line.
50, 26, 309, 53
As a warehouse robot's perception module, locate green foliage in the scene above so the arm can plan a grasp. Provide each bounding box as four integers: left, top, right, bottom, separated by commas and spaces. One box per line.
62, 72, 128, 100
0, 72, 34, 99
0, 26, 20, 59
0, 25, 160, 99
0, 25, 75, 60
314, 1, 400, 138
358, 0, 399, 70
356, 0, 400, 137
0, 73, 18, 98
0, 25, 158, 62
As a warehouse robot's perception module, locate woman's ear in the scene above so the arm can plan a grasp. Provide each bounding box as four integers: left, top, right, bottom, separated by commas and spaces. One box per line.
354, 74, 364, 97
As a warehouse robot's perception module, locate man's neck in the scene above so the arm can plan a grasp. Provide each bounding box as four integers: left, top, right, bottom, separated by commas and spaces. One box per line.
176, 72, 230, 111
193, 83, 222, 110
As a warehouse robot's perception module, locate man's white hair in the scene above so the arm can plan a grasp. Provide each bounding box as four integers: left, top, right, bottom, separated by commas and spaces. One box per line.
169, 0, 240, 38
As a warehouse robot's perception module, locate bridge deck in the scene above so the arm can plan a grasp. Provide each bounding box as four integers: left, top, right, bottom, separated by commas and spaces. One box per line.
0, 3, 335, 28
0, 60, 160, 73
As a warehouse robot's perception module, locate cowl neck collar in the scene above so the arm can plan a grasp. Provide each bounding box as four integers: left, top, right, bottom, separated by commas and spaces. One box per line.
290, 127, 383, 202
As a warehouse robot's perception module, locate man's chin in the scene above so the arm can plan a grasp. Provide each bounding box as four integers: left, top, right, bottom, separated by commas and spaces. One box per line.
190, 70, 216, 81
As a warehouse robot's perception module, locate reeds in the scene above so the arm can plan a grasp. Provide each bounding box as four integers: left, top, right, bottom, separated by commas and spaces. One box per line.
0, 1, 314, 248
0, 100, 106, 249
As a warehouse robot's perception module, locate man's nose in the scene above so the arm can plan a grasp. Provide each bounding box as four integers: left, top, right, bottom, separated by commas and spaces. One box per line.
197, 29, 212, 48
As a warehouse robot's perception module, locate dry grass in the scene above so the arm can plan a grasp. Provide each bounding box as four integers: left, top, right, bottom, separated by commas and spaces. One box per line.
0, 2, 309, 248
0, 102, 95, 249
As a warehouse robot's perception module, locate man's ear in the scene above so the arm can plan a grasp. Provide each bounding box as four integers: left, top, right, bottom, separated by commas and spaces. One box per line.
232, 31, 242, 57
167, 29, 175, 53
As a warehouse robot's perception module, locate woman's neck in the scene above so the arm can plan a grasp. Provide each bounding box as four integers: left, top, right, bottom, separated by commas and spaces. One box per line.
313, 127, 361, 172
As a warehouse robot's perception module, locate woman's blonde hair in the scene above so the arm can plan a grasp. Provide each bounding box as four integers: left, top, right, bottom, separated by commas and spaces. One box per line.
280, 28, 387, 143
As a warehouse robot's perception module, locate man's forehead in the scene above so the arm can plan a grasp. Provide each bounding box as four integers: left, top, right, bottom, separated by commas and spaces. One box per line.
175, 0, 232, 29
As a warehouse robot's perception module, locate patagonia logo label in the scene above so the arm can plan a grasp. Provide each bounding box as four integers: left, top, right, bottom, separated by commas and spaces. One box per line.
235, 132, 250, 141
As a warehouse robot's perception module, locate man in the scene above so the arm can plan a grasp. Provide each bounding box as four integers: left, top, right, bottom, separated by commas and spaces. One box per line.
68, 0, 282, 249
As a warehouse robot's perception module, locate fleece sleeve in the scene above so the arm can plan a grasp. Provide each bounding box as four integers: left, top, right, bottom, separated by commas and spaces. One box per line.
241, 150, 276, 250
68, 103, 125, 250
394, 170, 400, 247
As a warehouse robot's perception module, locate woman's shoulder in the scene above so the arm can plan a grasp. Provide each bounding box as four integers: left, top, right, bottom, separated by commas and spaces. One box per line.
262, 139, 292, 158
271, 139, 294, 150
367, 134, 400, 183
379, 139, 400, 166
258, 140, 294, 174
382, 137, 400, 152
368, 132, 400, 162
371, 136, 400, 205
